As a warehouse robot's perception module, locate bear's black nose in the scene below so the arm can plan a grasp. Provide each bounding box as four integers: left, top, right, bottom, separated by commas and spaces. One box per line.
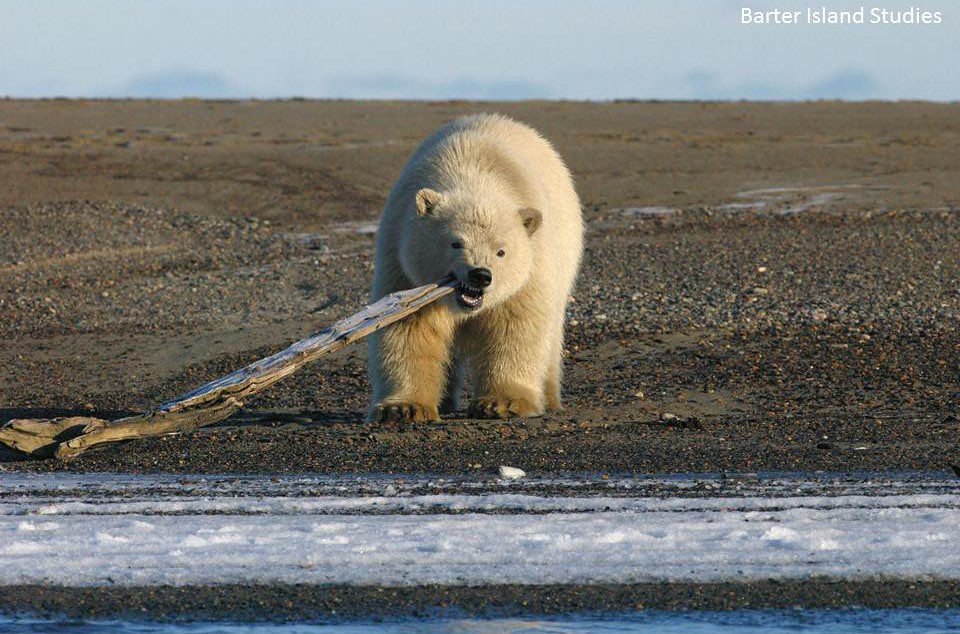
468, 267, 492, 288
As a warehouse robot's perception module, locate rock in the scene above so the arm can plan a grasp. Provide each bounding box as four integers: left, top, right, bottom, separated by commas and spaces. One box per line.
498, 465, 526, 480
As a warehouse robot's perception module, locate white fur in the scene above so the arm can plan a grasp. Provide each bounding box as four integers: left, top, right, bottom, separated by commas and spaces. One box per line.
368, 114, 584, 421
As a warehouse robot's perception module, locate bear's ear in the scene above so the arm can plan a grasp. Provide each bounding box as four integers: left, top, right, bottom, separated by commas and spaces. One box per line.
519, 207, 542, 236
415, 188, 443, 217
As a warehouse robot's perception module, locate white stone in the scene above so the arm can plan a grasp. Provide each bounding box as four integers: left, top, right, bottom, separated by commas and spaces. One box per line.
498, 466, 526, 480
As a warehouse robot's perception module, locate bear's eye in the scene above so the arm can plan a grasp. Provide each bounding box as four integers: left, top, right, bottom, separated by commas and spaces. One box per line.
451, 241, 462, 249
497, 249, 506, 258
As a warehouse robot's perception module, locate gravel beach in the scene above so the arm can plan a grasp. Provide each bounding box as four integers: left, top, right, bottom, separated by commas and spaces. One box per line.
5, 579, 960, 622
1, 99, 959, 618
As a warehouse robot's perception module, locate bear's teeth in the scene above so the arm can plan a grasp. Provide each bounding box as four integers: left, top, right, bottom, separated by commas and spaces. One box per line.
456, 286, 484, 309
458, 284, 483, 299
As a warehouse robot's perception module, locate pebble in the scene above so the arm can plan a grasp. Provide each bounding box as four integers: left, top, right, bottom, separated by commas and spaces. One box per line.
498, 466, 526, 480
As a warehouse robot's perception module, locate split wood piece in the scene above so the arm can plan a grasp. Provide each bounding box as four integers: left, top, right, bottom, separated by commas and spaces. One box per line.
0, 280, 455, 461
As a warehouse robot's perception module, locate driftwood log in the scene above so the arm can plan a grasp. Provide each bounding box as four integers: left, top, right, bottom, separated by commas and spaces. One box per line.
0, 280, 455, 461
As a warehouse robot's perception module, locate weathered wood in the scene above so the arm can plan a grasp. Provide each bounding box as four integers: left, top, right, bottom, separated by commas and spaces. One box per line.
0, 417, 105, 457
0, 280, 455, 460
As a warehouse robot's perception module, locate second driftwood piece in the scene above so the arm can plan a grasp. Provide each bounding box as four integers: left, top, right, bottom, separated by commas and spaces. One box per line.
0, 280, 455, 461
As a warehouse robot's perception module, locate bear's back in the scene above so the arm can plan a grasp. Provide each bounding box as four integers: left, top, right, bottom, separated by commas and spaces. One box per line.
402, 114, 578, 220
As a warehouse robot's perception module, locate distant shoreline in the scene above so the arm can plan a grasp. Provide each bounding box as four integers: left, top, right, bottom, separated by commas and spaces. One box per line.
2, 96, 960, 105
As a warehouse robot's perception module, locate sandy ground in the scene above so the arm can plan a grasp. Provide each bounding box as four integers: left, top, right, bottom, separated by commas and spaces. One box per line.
1, 100, 959, 616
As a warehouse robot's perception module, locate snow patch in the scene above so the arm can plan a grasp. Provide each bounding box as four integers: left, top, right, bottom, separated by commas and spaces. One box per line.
0, 474, 958, 587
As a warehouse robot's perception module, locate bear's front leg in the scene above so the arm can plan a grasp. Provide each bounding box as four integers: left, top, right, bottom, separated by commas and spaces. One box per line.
367, 304, 454, 423
463, 305, 549, 420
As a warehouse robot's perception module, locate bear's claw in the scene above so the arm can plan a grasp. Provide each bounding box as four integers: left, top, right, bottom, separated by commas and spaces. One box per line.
371, 401, 439, 423
468, 395, 541, 419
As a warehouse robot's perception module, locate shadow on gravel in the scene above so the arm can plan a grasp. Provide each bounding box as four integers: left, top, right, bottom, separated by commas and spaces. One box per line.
0, 408, 138, 421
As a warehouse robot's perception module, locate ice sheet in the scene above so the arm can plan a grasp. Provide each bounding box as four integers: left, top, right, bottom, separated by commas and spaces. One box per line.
1, 473, 958, 587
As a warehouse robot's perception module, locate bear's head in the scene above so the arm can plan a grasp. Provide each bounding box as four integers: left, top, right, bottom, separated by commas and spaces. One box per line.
398, 186, 541, 313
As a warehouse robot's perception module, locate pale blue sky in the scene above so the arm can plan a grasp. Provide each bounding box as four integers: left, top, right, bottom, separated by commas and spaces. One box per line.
1, 0, 956, 100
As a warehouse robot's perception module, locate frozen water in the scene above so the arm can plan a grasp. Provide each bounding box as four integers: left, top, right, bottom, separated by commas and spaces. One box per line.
3, 609, 960, 633
0, 472, 958, 587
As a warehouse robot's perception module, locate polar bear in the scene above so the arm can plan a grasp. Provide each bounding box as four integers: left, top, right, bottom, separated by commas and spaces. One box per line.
367, 114, 583, 422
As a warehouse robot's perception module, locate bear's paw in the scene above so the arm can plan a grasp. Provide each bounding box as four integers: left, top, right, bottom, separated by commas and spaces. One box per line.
370, 401, 440, 423
468, 395, 542, 420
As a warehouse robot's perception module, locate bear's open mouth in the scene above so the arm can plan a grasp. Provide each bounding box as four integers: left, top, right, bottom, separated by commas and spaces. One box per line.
455, 283, 484, 310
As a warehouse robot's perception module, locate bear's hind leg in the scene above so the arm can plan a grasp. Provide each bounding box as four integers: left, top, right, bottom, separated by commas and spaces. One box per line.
545, 348, 563, 412
439, 357, 465, 414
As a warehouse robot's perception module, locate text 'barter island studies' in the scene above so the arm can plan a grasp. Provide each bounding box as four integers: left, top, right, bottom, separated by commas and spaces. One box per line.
741, 6, 943, 25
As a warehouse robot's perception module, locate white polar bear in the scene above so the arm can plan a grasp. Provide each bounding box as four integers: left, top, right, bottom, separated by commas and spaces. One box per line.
367, 113, 583, 421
